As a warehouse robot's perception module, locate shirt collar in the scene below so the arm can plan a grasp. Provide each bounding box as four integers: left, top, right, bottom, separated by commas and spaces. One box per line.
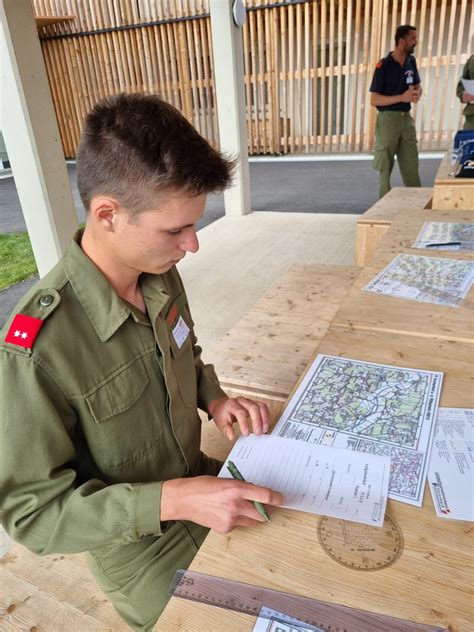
63, 230, 169, 342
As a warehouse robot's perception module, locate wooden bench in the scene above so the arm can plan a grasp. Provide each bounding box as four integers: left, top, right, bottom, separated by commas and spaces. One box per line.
355, 187, 432, 267
0, 545, 128, 630
210, 264, 360, 404
432, 152, 474, 211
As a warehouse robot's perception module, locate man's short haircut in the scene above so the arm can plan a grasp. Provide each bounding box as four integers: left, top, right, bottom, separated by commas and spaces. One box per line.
395, 24, 417, 46
76, 93, 235, 214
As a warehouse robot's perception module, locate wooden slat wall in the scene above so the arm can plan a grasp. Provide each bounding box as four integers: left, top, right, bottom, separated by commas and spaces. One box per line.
33, 0, 472, 158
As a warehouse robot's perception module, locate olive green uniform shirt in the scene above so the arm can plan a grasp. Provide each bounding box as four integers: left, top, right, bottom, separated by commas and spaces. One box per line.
0, 232, 226, 557
456, 55, 474, 127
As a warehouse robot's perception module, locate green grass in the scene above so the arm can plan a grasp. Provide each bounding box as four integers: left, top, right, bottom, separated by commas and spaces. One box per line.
0, 232, 38, 290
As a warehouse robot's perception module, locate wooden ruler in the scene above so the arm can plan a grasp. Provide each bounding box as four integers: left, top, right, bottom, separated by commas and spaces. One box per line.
169, 569, 447, 631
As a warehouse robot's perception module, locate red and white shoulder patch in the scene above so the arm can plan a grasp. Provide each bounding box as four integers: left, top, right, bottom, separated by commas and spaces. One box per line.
376, 59, 384, 69
5, 314, 44, 350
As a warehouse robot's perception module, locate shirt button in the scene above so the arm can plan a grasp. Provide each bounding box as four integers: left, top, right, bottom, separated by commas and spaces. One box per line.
39, 294, 54, 307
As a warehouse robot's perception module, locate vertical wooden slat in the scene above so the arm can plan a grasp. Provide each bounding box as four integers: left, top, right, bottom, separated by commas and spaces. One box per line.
320, 0, 327, 153
271, 5, 280, 154
419, 0, 437, 148
335, 0, 343, 151
343, 0, 353, 151
303, 0, 310, 153
351, 0, 361, 151
327, 0, 335, 151
437, 0, 457, 148
249, 9, 260, 153
359, 0, 371, 151
264, 2, 274, 154
281, 3, 288, 154
288, 1, 295, 153
295, 1, 303, 152
428, 0, 447, 147
257, 6, 267, 153
312, 0, 319, 150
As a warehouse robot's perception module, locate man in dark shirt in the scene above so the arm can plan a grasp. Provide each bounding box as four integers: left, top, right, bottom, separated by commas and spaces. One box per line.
370, 24, 422, 198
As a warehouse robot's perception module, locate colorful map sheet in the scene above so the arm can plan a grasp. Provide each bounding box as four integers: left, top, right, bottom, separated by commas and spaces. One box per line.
412, 222, 474, 252
272, 355, 443, 506
362, 254, 474, 307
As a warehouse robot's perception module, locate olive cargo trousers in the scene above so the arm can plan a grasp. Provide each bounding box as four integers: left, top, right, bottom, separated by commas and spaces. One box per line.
373, 111, 421, 198
86, 456, 222, 631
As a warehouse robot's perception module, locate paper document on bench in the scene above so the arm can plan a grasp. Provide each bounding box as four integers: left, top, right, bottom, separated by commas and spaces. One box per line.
428, 408, 474, 521
412, 222, 474, 252
219, 434, 390, 527
272, 355, 443, 506
253, 607, 323, 632
362, 254, 474, 307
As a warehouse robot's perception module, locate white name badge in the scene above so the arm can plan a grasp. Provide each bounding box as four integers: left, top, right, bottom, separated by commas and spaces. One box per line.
172, 315, 190, 349
406, 75, 413, 84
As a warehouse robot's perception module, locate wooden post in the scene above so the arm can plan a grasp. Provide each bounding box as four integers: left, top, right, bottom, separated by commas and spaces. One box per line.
0, 0, 78, 277
209, 0, 251, 216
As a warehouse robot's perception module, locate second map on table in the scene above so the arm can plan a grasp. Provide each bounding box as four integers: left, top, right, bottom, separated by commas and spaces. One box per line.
273, 354, 443, 506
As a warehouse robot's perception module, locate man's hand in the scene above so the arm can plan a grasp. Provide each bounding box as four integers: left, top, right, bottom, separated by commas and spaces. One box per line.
462, 91, 474, 103
401, 86, 420, 103
208, 396, 270, 440
161, 476, 286, 533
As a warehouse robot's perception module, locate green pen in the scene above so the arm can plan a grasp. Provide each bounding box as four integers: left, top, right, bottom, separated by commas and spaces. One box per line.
227, 460, 271, 523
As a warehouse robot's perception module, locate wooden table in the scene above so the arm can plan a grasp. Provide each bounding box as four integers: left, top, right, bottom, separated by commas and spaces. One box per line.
333, 208, 474, 344
157, 328, 474, 632
355, 187, 433, 267
211, 264, 359, 403
432, 153, 474, 211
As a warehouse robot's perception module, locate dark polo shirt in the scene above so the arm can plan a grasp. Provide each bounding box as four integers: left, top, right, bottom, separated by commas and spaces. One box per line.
370, 53, 421, 112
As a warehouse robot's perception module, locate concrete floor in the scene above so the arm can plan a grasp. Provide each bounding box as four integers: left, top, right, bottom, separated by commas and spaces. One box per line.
179, 211, 357, 354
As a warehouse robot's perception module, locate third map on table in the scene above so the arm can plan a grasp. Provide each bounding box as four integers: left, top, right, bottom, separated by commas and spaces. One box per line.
272, 355, 443, 506
362, 254, 474, 307
412, 221, 474, 252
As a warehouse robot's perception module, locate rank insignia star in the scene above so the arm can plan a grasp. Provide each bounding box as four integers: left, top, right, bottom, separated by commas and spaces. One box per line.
5, 314, 44, 349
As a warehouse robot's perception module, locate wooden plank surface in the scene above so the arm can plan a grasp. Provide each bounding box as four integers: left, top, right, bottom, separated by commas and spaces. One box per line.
0, 546, 128, 630
432, 154, 474, 211
355, 188, 433, 267
157, 328, 474, 632
337, 208, 474, 343
211, 264, 360, 402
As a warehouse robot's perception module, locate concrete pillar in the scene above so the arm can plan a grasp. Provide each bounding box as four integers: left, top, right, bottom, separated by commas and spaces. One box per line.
0, 0, 78, 277
209, 0, 251, 216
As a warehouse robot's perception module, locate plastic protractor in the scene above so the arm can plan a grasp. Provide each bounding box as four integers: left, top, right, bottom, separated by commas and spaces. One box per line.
317, 514, 404, 571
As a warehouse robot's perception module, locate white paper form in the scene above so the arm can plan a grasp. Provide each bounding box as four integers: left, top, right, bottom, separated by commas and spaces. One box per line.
461, 78, 474, 94
219, 434, 390, 527
253, 607, 323, 632
428, 408, 474, 521
362, 254, 474, 307
412, 222, 474, 252
272, 355, 443, 506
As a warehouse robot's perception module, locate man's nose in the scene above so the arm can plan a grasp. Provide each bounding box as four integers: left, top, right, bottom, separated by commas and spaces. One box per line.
182, 227, 199, 253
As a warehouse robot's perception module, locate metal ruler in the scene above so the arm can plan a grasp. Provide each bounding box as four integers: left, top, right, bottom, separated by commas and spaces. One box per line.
169, 569, 447, 631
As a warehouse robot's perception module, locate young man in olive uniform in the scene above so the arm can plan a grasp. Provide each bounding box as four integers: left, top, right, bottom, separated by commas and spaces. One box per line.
456, 54, 474, 130
370, 24, 422, 198
0, 94, 285, 631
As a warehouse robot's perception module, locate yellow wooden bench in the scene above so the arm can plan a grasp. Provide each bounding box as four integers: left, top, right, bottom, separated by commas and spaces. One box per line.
355, 187, 432, 267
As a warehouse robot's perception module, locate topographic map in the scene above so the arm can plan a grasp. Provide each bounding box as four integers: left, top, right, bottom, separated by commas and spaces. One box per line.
273, 355, 443, 505
362, 254, 474, 307
412, 221, 474, 252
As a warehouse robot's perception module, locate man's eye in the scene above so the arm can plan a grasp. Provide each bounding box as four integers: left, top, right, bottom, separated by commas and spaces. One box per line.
167, 229, 182, 235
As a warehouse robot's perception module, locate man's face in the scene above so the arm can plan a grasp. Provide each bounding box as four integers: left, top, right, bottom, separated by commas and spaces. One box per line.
403, 30, 417, 54
111, 191, 206, 276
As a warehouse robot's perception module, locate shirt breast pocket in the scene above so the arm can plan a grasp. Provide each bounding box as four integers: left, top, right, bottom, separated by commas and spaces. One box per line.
85, 359, 162, 472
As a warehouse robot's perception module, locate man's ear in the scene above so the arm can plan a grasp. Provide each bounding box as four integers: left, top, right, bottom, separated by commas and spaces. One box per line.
89, 195, 122, 231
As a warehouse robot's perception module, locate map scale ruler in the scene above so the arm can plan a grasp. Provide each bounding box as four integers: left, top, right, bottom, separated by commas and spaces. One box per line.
169, 569, 447, 631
